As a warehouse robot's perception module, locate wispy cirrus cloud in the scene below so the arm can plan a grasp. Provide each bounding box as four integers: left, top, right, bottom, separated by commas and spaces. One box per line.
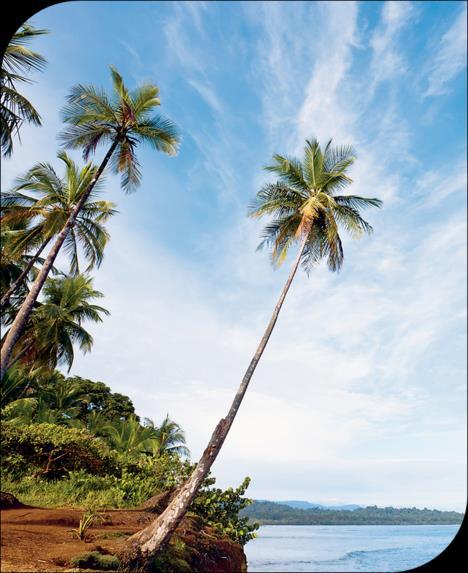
424, 3, 467, 97
369, 0, 415, 93
188, 78, 223, 113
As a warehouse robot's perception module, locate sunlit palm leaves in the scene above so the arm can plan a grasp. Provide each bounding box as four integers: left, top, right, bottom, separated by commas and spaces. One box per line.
1, 152, 117, 276
59, 66, 180, 192
249, 138, 383, 272
0, 22, 48, 156
104, 415, 160, 457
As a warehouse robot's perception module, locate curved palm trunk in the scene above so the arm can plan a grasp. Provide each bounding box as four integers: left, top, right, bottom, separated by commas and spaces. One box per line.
0, 140, 119, 381
122, 231, 310, 564
0, 237, 51, 309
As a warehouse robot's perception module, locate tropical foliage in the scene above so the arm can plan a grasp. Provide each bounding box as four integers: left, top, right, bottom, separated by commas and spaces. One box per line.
0, 22, 48, 156
1, 150, 117, 305
1, 366, 256, 545
249, 138, 382, 271
60, 66, 180, 191
0, 65, 180, 380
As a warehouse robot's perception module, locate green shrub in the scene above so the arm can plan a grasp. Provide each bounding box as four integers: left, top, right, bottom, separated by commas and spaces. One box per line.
1, 423, 117, 478
70, 551, 120, 570
191, 476, 259, 545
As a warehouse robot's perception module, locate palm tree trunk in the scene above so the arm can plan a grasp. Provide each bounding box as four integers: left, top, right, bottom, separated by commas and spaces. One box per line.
0, 237, 51, 309
0, 139, 119, 381
122, 231, 310, 565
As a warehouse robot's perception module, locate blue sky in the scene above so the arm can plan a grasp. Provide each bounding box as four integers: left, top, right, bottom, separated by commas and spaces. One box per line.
3, 1, 467, 510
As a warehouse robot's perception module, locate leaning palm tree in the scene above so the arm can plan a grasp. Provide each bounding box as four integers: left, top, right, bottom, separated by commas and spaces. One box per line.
8, 274, 109, 372
0, 151, 117, 309
0, 66, 180, 379
122, 139, 383, 564
0, 22, 48, 156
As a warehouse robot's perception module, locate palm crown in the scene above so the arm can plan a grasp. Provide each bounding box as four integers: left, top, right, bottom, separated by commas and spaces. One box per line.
2, 151, 117, 274
26, 274, 109, 371
249, 139, 382, 272
59, 66, 180, 192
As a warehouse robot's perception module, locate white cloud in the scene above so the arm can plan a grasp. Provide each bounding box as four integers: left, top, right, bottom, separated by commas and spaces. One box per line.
296, 1, 358, 147
425, 4, 467, 97
369, 1, 414, 92
188, 78, 223, 113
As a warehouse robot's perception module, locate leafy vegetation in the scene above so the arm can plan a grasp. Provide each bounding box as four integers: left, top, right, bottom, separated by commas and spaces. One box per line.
0, 22, 48, 156
191, 477, 259, 545
0, 64, 180, 379
240, 500, 464, 525
70, 511, 103, 541
1, 363, 256, 545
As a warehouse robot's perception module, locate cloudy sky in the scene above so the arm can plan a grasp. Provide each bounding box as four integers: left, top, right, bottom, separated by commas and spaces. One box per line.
3, 1, 467, 511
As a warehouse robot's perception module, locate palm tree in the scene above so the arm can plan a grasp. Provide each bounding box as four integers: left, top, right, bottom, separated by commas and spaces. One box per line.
104, 415, 160, 458
122, 139, 383, 563
150, 415, 190, 457
8, 274, 109, 372
0, 66, 180, 379
0, 151, 117, 309
0, 22, 48, 156
68, 409, 110, 436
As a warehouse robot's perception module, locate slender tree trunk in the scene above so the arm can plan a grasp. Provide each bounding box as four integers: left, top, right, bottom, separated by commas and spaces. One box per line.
0, 237, 51, 309
0, 139, 119, 381
122, 231, 310, 565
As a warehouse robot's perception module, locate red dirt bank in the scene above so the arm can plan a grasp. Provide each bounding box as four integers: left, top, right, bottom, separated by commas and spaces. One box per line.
1, 504, 247, 572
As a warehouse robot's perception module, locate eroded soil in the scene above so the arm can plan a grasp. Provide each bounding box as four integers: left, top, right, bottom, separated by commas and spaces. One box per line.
1, 505, 246, 572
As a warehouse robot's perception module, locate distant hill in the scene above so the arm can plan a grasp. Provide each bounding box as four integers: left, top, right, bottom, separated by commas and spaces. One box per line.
278, 500, 362, 511
241, 501, 464, 525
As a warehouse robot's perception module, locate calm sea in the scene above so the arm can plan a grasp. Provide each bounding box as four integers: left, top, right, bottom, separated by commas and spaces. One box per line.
245, 524, 460, 572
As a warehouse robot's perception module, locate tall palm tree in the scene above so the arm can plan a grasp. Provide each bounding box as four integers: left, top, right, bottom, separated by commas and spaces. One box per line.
0, 22, 48, 156
0, 151, 117, 308
122, 139, 383, 563
0, 67, 180, 379
9, 274, 109, 372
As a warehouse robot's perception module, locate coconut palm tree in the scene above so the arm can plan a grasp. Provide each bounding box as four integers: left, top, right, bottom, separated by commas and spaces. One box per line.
8, 274, 109, 372
0, 66, 180, 379
122, 139, 383, 563
0, 22, 48, 156
0, 152, 117, 309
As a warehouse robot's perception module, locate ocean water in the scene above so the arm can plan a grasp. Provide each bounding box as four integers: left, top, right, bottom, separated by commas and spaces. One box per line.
245, 524, 460, 572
